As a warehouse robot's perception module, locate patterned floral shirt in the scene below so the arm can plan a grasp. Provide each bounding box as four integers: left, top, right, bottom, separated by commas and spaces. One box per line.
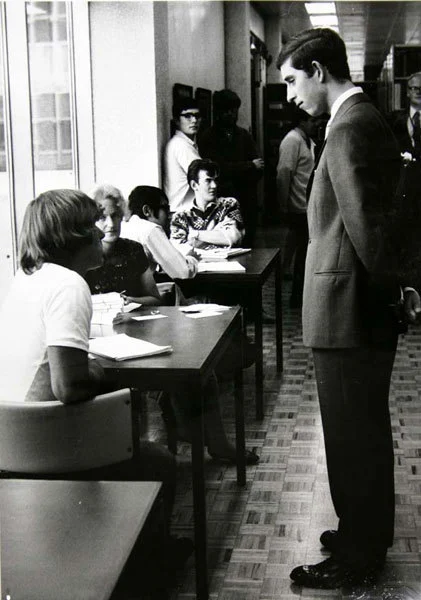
86, 237, 149, 296
170, 197, 244, 249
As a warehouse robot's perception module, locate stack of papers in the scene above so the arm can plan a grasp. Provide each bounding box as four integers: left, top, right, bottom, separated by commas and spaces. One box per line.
197, 261, 245, 273
197, 248, 251, 262
91, 293, 142, 325
89, 333, 173, 361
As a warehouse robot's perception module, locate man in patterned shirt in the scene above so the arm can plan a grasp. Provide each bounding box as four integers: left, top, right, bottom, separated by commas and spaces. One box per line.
170, 158, 244, 251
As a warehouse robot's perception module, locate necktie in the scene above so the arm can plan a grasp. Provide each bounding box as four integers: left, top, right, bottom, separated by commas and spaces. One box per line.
412, 111, 421, 159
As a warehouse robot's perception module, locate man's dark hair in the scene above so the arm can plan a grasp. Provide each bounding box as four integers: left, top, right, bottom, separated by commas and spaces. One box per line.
172, 99, 200, 120
213, 89, 241, 112
128, 186, 169, 220
276, 28, 351, 81
187, 159, 220, 185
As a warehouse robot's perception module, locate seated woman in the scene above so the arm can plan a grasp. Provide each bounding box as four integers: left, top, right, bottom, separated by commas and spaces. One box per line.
121, 185, 199, 280
0, 189, 191, 590
86, 183, 161, 306
90, 184, 258, 465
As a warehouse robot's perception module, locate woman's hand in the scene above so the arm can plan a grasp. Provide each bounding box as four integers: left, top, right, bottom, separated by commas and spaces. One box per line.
112, 312, 132, 325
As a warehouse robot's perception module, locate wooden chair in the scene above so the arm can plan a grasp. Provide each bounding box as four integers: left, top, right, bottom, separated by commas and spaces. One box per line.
0, 389, 134, 474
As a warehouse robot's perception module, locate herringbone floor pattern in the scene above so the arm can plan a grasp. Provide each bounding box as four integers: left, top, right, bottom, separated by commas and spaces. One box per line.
143, 226, 421, 600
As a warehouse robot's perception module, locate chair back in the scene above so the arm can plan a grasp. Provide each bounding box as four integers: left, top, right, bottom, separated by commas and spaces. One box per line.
0, 389, 133, 474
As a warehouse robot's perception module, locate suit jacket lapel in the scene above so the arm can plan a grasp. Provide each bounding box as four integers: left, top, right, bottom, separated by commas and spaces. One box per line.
306, 93, 370, 202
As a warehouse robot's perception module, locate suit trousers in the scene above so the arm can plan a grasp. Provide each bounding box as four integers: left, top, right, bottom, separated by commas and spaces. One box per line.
312, 340, 397, 567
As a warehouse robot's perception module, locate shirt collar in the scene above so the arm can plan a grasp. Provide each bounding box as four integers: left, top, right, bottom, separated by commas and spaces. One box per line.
410, 105, 420, 119
325, 86, 363, 139
329, 86, 363, 122
192, 198, 217, 215
175, 129, 197, 146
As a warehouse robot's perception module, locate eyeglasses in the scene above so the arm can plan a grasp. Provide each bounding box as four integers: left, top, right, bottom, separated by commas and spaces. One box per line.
408, 86, 421, 93
180, 112, 201, 121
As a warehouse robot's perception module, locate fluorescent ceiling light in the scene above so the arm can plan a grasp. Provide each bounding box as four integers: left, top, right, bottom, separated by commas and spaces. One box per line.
305, 3, 336, 15
310, 14, 338, 26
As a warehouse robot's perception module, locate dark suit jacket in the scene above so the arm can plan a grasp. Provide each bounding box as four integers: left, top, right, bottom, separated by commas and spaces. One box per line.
390, 110, 414, 154
303, 93, 402, 348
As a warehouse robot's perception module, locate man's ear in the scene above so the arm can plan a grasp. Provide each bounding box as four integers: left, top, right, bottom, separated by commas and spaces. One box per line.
190, 179, 197, 192
312, 61, 326, 82
142, 205, 152, 218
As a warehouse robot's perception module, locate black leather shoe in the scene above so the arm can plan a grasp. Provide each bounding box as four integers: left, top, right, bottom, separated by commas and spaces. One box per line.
290, 556, 382, 589
209, 448, 260, 465
320, 529, 339, 552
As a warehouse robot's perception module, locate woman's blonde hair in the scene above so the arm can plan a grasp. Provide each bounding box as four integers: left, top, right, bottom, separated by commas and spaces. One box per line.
90, 183, 126, 217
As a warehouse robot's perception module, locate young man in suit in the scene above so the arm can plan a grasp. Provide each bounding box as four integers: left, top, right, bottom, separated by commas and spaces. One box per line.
277, 28, 421, 589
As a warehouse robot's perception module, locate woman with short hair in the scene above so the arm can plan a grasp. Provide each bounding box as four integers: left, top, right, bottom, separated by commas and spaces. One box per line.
86, 183, 162, 306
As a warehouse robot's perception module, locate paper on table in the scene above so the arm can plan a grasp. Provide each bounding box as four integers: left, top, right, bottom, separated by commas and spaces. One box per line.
89, 333, 172, 361
179, 304, 231, 313
131, 314, 168, 321
197, 261, 245, 273
91, 293, 142, 325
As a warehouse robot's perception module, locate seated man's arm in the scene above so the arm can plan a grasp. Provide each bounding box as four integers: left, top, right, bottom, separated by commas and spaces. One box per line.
189, 220, 243, 247
48, 347, 108, 404
147, 226, 198, 279
47, 278, 110, 404
189, 198, 244, 247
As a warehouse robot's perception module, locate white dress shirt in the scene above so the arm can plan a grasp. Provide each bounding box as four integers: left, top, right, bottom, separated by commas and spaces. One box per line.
163, 130, 200, 213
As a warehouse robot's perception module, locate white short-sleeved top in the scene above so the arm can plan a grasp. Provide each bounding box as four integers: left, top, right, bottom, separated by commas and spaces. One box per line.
0, 263, 92, 403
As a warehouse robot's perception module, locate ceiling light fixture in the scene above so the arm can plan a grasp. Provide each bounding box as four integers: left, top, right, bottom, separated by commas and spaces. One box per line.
304, 2, 336, 15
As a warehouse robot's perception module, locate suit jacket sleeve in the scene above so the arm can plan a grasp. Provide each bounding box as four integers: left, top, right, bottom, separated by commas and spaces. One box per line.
326, 122, 396, 279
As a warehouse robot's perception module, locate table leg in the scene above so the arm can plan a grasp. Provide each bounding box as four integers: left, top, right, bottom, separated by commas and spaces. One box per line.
254, 288, 264, 420
234, 364, 246, 486
275, 255, 284, 372
190, 385, 209, 600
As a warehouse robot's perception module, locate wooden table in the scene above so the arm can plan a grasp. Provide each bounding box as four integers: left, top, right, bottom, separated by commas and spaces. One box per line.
0, 479, 161, 600
180, 247, 283, 420
93, 306, 246, 600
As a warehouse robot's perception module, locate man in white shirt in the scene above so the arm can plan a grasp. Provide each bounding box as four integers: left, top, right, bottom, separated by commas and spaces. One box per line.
121, 185, 198, 280
163, 99, 201, 213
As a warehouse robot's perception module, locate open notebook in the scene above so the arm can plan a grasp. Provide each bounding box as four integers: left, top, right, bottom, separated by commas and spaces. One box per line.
89, 333, 173, 361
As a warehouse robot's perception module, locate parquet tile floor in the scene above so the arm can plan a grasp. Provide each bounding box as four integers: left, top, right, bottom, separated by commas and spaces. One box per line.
142, 226, 421, 600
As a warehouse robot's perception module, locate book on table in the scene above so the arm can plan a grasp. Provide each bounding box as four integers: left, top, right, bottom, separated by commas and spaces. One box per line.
196, 247, 251, 262
89, 333, 173, 361
197, 260, 246, 273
